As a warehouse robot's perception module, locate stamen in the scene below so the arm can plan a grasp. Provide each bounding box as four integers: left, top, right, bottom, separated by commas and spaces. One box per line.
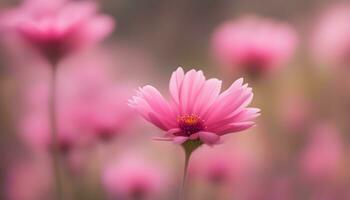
177, 114, 205, 136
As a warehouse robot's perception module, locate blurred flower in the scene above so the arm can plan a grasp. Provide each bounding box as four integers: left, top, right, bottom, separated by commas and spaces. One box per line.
0, 0, 115, 64
129, 67, 259, 146
19, 49, 136, 152
310, 3, 350, 67
5, 159, 52, 200
211, 15, 297, 77
20, 112, 81, 153
189, 143, 259, 185
102, 154, 170, 200
299, 124, 344, 182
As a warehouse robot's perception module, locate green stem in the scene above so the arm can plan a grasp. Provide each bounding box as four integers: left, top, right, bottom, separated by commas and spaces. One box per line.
180, 140, 202, 200
49, 64, 63, 200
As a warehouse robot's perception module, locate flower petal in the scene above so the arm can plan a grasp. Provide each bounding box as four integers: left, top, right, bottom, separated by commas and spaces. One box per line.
129, 85, 176, 130
207, 107, 260, 131
204, 79, 254, 127
173, 136, 189, 144
216, 121, 256, 136
198, 131, 220, 145
194, 78, 222, 116
169, 67, 185, 105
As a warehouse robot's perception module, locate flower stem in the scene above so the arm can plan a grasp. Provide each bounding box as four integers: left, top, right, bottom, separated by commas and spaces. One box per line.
180, 140, 202, 200
49, 63, 63, 200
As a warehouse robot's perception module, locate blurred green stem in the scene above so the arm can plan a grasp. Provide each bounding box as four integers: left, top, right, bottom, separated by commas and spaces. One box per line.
50, 63, 63, 200
180, 140, 202, 200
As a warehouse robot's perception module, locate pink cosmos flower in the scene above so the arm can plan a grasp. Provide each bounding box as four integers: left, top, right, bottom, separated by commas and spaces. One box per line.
102, 155, 170, 200
129, 67, 260, 146
0, 0, 115, 63
310, 4, 350, 67
211, 15, 297, 76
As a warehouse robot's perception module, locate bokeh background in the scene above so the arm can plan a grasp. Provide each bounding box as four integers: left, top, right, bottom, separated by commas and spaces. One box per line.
1, 0, 350, 199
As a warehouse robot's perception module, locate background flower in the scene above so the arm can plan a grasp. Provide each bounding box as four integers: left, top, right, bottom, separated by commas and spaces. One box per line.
211, 15, 297, 77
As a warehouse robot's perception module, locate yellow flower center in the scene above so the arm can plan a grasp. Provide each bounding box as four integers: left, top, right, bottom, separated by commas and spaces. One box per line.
177, 114, 205, 136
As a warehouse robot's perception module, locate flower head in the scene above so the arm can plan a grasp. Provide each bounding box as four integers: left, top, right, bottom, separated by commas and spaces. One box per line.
0, 0, 115, 63
211, 15, 297, 76
129, 67, 260, 146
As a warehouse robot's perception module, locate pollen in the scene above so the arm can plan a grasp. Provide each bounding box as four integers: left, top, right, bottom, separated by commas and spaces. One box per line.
177, 114, 205, 136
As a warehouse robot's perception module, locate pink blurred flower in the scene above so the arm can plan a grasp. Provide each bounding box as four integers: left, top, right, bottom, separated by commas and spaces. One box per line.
189, 144, 259, 184
19, 49, 136, 152
129, 67, 259, 146
20, 111, 80, 153
102, 155, 170, 200
0, 0, 115, 63
299, 124, 343, 181
212, 15, 297, 76
310, 4, 350, 67
5, 159, 52, 200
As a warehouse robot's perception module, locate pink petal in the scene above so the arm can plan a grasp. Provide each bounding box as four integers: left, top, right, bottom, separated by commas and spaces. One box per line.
169, 67, 185, 105
208, 108, 260, 131
153, 137, 173, 141
204, 79, 254, 126
198, 131, 220, 145
194, 78, 222, 116
166, 128, 181, 136
186, 70, 206, 114
129, 85, 176, 130
216, 121, 255, 136
170, 68, 209, 115
179, 69, 197, 114
173, 136, 189, 144
189, 133, 199, 140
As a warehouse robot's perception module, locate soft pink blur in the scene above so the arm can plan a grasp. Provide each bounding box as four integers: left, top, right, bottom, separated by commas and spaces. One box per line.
5, 158, 52, 200
189, 143, 259, 185
279, 93, 312, 133
102, 153, 170, 200
299, 123, 344, 182
310, 3, 350, 68
211, 15, 297, 76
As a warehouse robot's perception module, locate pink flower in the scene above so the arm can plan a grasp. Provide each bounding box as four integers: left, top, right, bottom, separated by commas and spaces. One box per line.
19, 49, 136, 151
211, 15, 297, 76
129, 67, 260, 146
0, 0, 115, 63
310, 4, 350, 67
102, 155, 170, 200
299, 124, 343, 182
